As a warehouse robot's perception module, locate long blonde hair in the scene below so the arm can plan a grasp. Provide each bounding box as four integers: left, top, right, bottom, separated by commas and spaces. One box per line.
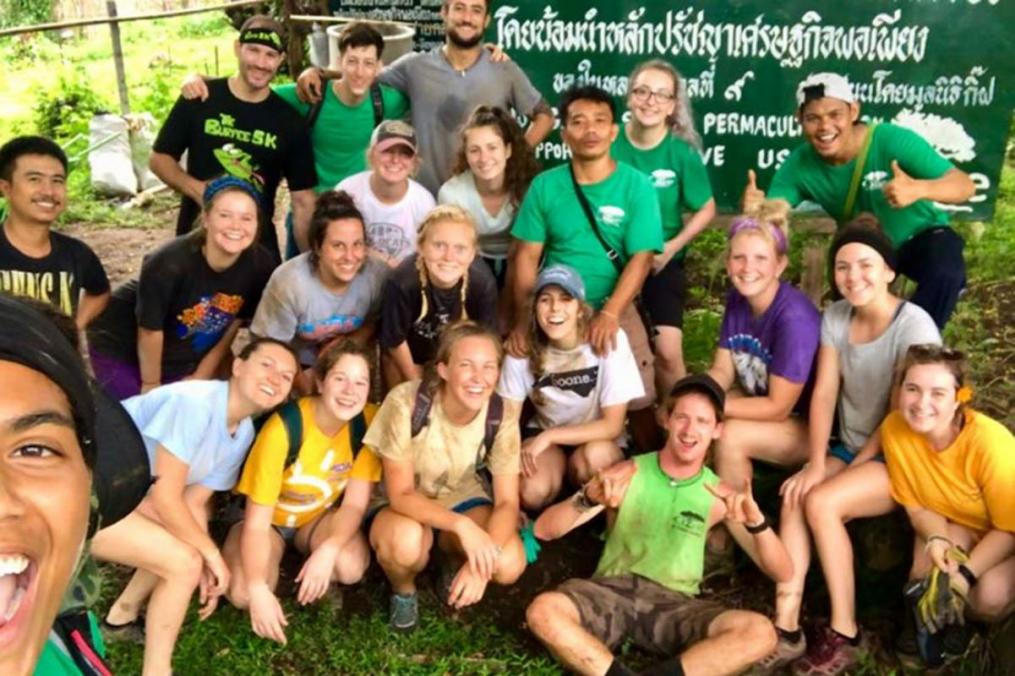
627, 59, 702, 151
414, 205, 479, 323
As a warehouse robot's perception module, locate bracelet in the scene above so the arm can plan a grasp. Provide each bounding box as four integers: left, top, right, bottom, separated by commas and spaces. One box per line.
957, 563, 978, 588
745, 516, 770, 534
925, 535, 952, 551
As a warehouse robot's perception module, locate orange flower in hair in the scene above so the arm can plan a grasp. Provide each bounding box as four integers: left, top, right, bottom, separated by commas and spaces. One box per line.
955, 386, 973, 404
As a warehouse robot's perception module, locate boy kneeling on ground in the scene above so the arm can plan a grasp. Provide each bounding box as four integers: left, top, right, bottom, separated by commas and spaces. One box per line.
527, 374, 793, 676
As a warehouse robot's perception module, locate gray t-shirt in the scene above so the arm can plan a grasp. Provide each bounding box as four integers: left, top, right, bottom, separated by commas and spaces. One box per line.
821, 299, 941, 453
438, 171, 516, 259
250, 253, 387, 365
380, 48, 544, 194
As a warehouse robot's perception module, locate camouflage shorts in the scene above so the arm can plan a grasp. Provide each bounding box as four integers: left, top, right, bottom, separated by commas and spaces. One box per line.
557, 574, 726, 654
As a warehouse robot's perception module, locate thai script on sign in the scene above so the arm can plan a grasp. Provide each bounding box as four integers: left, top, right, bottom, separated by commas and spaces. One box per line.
494, 6, 931, 68
853, 67, 995, 110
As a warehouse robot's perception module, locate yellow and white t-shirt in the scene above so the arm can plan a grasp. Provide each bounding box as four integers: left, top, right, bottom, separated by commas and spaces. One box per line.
363, 380, 520, 508
881, 408, 1015, 534
236, 397, 381, 528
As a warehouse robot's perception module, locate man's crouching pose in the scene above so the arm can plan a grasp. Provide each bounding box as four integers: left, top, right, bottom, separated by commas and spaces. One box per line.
526, 373, 794, 676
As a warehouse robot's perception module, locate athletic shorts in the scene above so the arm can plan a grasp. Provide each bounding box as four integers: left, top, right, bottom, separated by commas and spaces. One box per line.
558, 574, 726, 654
617, 304, 656, 410
642, 257, 687, 330
828, 442, 885, 465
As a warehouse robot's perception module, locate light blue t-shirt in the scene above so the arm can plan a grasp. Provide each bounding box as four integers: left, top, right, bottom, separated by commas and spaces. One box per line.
122, 379, 255, 491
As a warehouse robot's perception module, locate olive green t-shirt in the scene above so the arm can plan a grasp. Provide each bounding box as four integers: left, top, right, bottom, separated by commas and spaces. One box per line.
611, 131, 713, 259
768, 123, 954, 247
274, 82, 410, 193
511, 162, 664, 309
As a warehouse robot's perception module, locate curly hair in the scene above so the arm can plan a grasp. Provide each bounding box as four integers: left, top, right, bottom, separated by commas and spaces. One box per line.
626, 59, 702, 151
450, 105, 541, 206
413, 205, 479, 323
525, 290, 594, 407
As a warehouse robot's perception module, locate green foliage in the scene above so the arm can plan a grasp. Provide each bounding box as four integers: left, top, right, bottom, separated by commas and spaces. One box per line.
33, 69, 113, 141
177, 13, 232, 39
0, 0, 52, 30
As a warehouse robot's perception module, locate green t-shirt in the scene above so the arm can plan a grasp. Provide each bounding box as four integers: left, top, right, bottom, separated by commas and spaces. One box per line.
34, 612, 107, 675
611, 131, 713, 258
596, 452, 718, 596
768, 123, 954, 247
274, 82, 410, 193
511, 162, 663, 308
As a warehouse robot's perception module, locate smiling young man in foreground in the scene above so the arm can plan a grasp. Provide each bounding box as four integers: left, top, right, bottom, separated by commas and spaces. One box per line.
527, 374, 793, 676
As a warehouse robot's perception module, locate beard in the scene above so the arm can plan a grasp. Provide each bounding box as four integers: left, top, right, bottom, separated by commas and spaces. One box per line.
447, 25, 484, 49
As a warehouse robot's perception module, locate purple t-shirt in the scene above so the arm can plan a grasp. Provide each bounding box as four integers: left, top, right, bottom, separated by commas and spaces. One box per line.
719, 281, 820, 415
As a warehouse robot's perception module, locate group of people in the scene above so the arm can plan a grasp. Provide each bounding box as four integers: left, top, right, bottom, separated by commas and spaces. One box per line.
2, 2, 1013, 676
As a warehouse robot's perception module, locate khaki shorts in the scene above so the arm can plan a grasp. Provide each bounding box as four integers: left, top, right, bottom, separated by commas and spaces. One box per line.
618, 304, 656, 410
558, 574, 726, 654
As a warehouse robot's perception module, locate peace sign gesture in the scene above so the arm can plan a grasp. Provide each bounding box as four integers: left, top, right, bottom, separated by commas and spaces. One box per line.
705, 479, 764, 528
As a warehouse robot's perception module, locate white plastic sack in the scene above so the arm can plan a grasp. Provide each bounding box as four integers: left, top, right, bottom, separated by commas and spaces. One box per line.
126, 113, 165, 191
89, 114, 138, 196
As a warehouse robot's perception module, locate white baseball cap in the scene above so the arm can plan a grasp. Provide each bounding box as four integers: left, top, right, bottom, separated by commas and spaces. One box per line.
795, 73, 855, 108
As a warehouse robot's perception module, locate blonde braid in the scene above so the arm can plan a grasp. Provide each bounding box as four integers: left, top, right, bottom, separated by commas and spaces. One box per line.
459, 267, 470, 320
414, 254, 430, 323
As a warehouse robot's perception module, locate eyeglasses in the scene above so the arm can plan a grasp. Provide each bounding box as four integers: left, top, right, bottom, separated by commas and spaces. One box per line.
630, 86, 676, 103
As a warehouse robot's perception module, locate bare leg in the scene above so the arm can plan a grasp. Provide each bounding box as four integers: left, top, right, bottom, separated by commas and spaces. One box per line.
105, 569, 159, 625
298, 510, 372, 585
436, 504, 526, 585
969, 555, 1015, 621
567, 440, 624, 486
91, 511, 203, 676
653, 326, 686, 397
526, 591, 614, 676
520, 444, 567, 511
805, 461, 896, 637
681, 609, 778, 675
220, 522, 286, 608
369, 508, 432, 594
714, 417, 809, 489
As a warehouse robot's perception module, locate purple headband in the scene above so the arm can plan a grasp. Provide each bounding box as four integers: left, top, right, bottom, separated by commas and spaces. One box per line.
727, 216, 788, 255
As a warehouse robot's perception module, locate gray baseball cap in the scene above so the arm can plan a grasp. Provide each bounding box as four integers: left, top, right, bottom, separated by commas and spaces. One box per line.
534, 264, 586, 302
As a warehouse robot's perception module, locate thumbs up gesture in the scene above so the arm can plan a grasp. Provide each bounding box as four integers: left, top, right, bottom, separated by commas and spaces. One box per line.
883, 160, 924, 209
741, 168, 766, 212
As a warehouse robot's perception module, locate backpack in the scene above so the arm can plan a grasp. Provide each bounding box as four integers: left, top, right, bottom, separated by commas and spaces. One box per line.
410, 385, 504, 464
305, 81, 384, 131
272, 400, 368, 470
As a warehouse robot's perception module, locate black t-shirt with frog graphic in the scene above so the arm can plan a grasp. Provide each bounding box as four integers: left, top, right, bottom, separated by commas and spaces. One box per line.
153, 77, 316, 256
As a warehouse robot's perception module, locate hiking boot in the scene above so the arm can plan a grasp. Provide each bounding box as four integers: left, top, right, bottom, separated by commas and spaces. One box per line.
792, 626, 863, 676
752, 631, 806, 674
389, 592, 418, 633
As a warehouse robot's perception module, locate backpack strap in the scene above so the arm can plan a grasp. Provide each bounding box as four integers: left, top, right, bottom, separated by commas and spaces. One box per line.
483, 393, 504, 456
370, 82, 384, 128
277, 400, 304, 468
349, 410, 368, 452
410, 384, 434, 438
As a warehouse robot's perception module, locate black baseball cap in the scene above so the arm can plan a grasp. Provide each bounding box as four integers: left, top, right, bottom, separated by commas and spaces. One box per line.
668, 373, 726, 421
0, 294, 150, 532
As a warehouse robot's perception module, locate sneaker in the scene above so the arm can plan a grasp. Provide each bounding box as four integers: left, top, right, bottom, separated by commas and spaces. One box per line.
389, 592, 418, 633
751, 631, 806, 674
792, 626, 862, 676
101, 616, 145, 645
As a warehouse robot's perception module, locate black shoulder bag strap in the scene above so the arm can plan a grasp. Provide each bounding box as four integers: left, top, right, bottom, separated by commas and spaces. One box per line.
370, 82, 384, 128
569, 163, 625, 275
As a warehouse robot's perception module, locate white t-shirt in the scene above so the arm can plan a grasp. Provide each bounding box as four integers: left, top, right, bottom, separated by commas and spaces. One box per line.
438, 171, 516, 259
337, 170, 435, 266
122, 379, 254, 491
497, 329, 644, 442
